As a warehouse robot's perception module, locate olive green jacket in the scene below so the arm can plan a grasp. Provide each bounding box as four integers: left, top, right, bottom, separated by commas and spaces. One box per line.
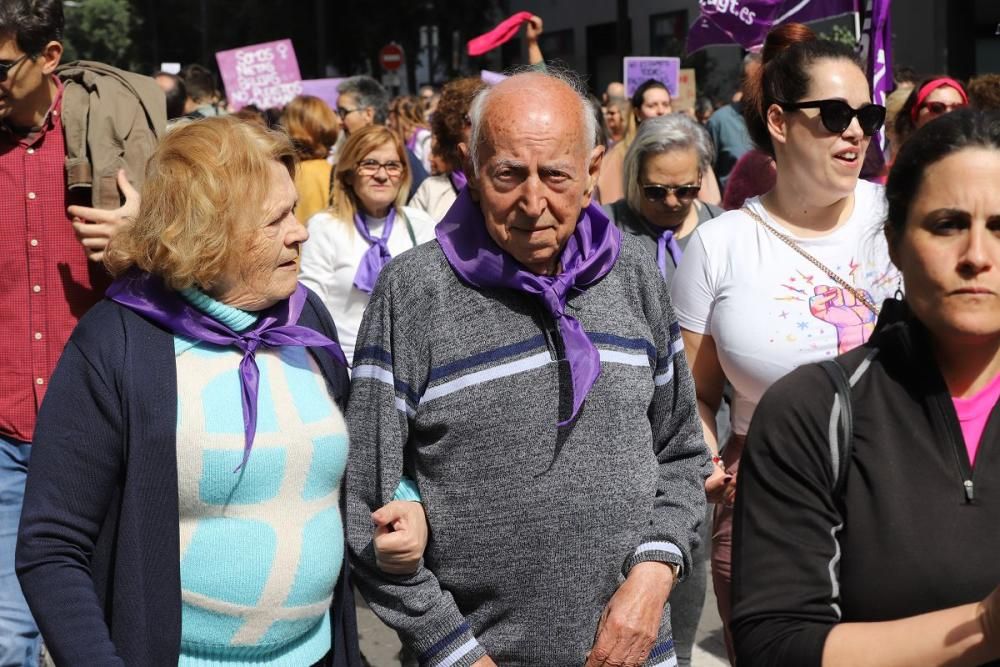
57, 61, 166, 210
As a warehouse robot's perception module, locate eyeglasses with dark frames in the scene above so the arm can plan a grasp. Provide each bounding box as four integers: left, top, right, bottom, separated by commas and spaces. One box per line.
777, 99, 886, 136
336, 106, 364, 120
356, 159, 404, 178
0, 54, 31, 83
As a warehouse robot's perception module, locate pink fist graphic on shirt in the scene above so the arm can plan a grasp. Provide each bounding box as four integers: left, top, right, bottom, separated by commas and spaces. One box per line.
809, 285, 877, 354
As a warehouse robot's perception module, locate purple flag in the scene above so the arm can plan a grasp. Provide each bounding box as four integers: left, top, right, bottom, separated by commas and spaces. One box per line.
686, 0, 859, 53
859, 0, 892, 153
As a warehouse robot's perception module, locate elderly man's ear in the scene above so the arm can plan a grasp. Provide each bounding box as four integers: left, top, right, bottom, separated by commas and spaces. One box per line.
583, 144, 605, 205
458, 142, 480, 202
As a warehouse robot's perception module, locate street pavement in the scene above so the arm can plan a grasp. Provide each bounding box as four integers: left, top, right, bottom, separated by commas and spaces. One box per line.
356, 559, 730, 667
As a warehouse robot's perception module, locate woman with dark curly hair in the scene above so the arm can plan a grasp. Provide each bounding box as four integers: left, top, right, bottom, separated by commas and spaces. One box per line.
407, 77, 486, 220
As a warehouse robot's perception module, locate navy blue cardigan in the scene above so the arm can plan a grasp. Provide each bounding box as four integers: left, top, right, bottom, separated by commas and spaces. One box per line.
16, 289, 361, 667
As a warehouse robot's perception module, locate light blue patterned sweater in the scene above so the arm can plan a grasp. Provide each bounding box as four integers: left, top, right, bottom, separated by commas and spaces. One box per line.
174, 289, 348, 666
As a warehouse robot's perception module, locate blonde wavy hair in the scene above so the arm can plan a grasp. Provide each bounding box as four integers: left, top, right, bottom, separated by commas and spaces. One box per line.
329, 124, 411, 224
105, 115, 297, 291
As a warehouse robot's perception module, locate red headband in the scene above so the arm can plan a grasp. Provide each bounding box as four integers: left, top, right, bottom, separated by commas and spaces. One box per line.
910, 78, 969, 122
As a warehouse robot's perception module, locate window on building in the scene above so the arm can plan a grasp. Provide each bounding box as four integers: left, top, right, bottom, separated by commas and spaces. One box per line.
649, 10, 688, 57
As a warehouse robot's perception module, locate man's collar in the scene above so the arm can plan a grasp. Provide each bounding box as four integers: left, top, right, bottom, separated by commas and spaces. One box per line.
1, 75, 64, 140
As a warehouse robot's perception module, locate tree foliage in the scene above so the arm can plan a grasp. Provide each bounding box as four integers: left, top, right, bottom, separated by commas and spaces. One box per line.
62, 0, 136, 69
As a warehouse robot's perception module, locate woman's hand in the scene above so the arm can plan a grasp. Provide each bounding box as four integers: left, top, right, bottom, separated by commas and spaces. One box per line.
705, 457, 735, 504
372, 500, 428, 575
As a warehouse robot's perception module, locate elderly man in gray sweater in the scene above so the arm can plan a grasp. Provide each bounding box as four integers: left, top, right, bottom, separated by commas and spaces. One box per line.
345, 70, 711, 667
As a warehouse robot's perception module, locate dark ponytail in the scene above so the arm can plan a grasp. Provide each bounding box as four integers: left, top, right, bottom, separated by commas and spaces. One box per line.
743, 23, 864, 157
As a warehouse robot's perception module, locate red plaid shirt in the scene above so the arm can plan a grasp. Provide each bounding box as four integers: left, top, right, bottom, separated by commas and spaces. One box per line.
0, 78, 110, 443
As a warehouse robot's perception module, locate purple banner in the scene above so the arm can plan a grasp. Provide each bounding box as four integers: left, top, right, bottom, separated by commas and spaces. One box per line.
686, 0, 859, 53
623, 57, 681, 98
859, 0, 892, 153
299, 78, 344, 111
216, 38, 302, 111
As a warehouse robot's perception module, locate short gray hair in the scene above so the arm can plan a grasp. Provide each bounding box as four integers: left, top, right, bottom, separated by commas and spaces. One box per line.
623, 114, 716, 214
467, 68, 597, 176
337, 76, 390, 125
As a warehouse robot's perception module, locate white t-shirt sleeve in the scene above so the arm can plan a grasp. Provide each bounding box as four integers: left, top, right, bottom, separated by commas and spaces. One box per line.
670, 224, 719, 336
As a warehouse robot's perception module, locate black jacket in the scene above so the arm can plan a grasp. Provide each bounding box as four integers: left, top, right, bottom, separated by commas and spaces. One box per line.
16, 289, 360, 667
731, 299, 1000, 666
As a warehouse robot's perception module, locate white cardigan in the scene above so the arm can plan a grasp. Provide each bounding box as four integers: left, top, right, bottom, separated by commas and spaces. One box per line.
299, 206, 437, 364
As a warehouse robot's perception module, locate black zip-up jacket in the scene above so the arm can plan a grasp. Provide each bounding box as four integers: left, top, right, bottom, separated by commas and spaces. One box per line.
731, 299, 1000, 666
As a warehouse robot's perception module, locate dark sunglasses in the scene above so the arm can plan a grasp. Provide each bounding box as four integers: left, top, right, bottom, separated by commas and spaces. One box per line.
0, 54, 30, 83
778, 99, 886, 136
920, 100, 966, 116
642, 182, 701, 202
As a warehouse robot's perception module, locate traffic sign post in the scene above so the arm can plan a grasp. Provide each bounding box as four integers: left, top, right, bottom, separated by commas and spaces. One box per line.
379, 43, 404, 71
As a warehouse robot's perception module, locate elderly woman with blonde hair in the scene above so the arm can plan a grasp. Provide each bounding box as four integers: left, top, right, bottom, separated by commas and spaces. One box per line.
15, 116, 427, 667
299, 124, 436, 364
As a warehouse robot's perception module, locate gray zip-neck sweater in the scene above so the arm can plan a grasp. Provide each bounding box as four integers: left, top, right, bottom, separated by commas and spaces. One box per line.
345, 233, 711, 667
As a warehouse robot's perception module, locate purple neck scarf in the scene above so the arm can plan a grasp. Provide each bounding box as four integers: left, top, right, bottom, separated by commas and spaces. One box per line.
107, 272, 348, 471
657, 228, 683, 280
449, 169, 467, 193
435, 189, 621, 425
353, 208, 396, 293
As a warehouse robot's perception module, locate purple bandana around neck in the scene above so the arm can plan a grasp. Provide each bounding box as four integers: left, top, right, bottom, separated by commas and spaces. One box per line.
449, 169, 468, 193
106, 271, 348, 471
657, 228, 683, 280
435, 188, 622, 425
353, 208, 397, 293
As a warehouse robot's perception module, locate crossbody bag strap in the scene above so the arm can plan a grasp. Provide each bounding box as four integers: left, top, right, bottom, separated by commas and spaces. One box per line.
403, 212, 417, 247
741, 206, 879, 316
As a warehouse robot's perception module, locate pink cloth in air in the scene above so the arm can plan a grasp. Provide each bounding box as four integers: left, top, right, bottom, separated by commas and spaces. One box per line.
952, 371, 1000, 467
467, 11, 533, 57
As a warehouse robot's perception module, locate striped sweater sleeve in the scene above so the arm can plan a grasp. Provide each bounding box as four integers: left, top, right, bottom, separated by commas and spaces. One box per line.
344, 277, 487, 667
623, 268, 713, 580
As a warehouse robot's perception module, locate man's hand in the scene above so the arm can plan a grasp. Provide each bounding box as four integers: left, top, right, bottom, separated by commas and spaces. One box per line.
585, 562, 674, 667
372, 500, 429, 575
525, 15, 544, 41
471, 657, 498, 667
68, 169, 140, 263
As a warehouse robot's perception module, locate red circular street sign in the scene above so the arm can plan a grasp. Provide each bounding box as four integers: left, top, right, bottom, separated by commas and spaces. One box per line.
379, 44, 404, 71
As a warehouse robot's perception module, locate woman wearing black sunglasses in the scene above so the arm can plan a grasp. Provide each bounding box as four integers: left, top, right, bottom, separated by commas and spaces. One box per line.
670, 22, 898, 661
604, 113, 722, 285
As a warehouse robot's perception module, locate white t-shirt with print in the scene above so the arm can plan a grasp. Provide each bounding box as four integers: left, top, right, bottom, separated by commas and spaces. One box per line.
299, 206, 436, 365
671, 179, 898, 436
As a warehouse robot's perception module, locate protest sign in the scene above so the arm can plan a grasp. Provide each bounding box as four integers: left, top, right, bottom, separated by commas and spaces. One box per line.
300, 78, 344, 111
624, 57, 681, 99
674, 68, 697, 113
216, 38, 302, 110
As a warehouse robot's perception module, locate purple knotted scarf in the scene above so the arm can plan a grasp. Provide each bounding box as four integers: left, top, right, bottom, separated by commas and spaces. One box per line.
353, 208, 396, 293
657, 228, 683, 280
435, 188, 621, 425
107, 271, 348, 470
449, 169, 467, 192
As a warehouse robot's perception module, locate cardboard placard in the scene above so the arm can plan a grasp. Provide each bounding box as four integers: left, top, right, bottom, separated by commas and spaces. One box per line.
673, 68, 697, 112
